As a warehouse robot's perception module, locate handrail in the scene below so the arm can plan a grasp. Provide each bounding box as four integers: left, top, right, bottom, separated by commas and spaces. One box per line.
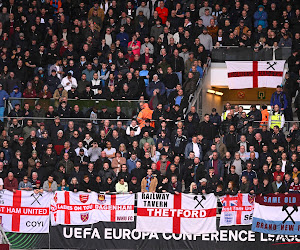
184, 58, 211, 118
212, 46, 292, 49
7, 97, 144, 102
4, 116, 182, 122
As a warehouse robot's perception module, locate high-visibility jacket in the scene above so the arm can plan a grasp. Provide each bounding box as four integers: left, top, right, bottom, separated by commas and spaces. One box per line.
269, 113, 282, 129
221, 110, 230, 121
137, 103, 154, 128
260, 109, 269, 126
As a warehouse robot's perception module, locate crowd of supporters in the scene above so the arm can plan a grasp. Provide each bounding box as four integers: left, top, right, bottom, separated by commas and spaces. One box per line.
0, 0, 299, 196
1, 102, 300, 195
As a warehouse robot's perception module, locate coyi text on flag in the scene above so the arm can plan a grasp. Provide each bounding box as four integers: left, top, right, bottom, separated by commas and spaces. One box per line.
252, 194, 300, 235
219, 193, 254, 226
136, 193, 217, 234
226, 61, 285, 89
51, 191, 134, 225
0, 190, 51, 233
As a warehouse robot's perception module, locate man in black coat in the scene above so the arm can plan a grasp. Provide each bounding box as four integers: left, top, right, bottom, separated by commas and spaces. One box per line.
198, 114, 217, 144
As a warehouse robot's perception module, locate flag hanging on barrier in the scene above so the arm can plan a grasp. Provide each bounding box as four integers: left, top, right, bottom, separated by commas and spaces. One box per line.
136, 193, 217, 234
0, 190, 51, 233
252, 194, 300, 235
226, 61, 285, 89
51, 191, 134, 225
219, 193, 254, 226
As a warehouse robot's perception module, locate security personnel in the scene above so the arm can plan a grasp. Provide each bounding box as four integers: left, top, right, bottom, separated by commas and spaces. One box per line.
221, 102, 232, 121
269, 104, 285, 130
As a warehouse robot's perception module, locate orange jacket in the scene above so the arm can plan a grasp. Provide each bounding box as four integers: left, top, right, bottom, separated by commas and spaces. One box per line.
137, 103, 154, 128
260, 109, 269, 125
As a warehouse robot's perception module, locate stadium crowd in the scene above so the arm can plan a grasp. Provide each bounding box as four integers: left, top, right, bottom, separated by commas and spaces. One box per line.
0, 0, 299, 196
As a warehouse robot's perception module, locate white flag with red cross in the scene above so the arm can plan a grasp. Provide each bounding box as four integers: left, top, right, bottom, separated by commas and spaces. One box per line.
51, 191, 134, 225
0, 190, 51, 233
136, 193, 217, 234
226, 61, 285, 89
219, 193, 254, 226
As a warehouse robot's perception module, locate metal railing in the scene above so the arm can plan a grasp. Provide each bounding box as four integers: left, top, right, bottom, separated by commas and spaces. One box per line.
7, 98, 143, 118
211, 46, 291, 62
184, 58, 211, 119
253, 120, 298, 133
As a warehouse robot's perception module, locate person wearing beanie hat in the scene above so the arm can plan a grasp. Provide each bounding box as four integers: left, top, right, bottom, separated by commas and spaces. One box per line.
254, 5, 268, 28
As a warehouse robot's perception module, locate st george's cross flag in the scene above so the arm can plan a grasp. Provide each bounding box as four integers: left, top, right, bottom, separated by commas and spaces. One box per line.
226, 61, 285, 89
219, 193, 254, 226
136, 193, 217, 234
0, 190, 51, 233
51, 191, 134, 225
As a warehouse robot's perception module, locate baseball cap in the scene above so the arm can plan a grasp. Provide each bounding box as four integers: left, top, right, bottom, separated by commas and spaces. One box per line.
131, 176, 137, 180
36, 180, 41, 184
200, 178, 207, 183
40, 122, 45, 126
19, 137, 24, 141
145, 119, 150, 123
38, 67, 44, 71
57, 84, 63, 88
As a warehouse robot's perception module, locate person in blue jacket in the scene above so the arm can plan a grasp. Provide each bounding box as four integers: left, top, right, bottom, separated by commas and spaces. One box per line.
254, 5, 268, 29
0, 84, 9, 122
116, 26, 129, 53
270, 85, 288, 111
146, 74, 166, 97
9, 86, 22, 109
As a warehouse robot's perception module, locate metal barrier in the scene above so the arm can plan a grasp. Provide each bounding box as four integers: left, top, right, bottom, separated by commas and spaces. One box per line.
211, 46, 291, 62
253, 120, 298, 133
7, 98, 143, 118
184, 58, 211, 119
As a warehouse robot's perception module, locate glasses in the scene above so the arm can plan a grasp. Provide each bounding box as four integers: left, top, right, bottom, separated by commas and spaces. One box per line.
23, 178, 28, 181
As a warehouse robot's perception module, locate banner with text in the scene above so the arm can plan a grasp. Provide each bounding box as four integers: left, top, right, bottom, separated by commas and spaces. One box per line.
252, 194, 300, 235
48, 221, 300, 250
136, 193, 217, 234
51, 191, 134, 225
0, 190, 50, 233
219, 194, 254, 226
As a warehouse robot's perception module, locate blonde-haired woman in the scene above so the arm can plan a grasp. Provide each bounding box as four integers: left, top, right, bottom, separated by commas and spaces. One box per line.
119, 143, 127, 158
69, 177, 79, 192
189, 182, 198, 194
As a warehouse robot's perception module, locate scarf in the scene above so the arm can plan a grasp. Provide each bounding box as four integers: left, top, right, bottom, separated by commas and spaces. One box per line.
146, 175, 152, 192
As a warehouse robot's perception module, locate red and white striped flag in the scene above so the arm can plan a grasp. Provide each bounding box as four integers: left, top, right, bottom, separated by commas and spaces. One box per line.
51, 191, 134, 225
136, 193, 217, 234
226, 61, 285, 89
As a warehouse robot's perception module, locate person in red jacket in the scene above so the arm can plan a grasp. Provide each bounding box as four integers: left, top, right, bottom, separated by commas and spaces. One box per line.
157, 152, 171, 176
156, 1, 168, 24
4, 172, 18, 191
273, 164, 284, 181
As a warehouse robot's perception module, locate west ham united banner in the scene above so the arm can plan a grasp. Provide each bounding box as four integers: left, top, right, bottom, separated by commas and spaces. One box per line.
0, 190, 50, 233
226, 60, 285, 89
219, 194, 254, 226
252, 194, 300, 235
51, 191, 134, 225
136, 193, 218, 234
